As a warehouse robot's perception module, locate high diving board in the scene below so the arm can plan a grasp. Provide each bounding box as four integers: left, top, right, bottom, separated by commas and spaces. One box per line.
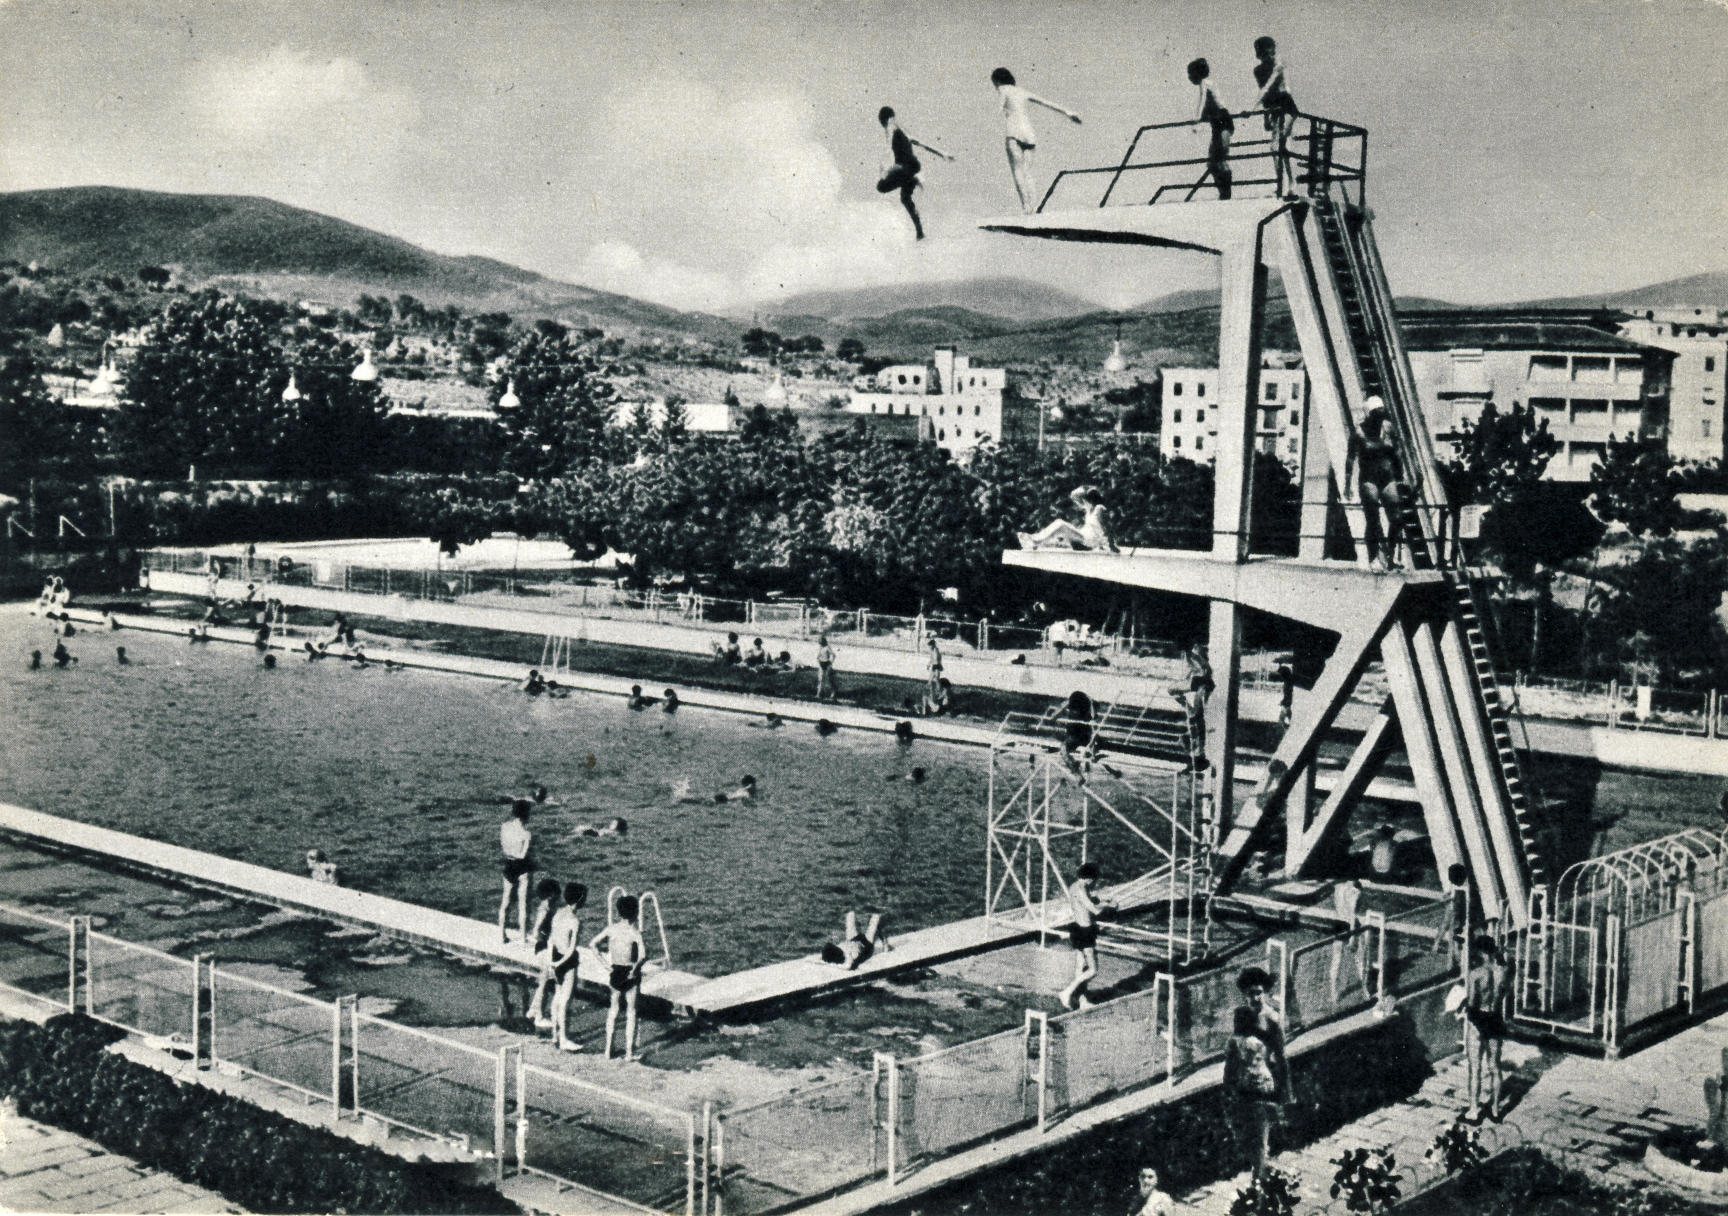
1004, 546, 1438, 630
979, 197, 1294, 254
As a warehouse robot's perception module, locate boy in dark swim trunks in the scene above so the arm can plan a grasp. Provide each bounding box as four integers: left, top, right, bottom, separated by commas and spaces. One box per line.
1253, 37, 1299, 198
590, 895, 647, 1061
1058, 863, 1115, 1008
877, 107, 953, 241
547, 883, 588, 1051
499, 800, 536, 944
1356, 403, 1411, 571
821, 911, 890, 971
1463, 935, 1509, 1122
1188, 59, 1233, 201
527, 879, 564, 1027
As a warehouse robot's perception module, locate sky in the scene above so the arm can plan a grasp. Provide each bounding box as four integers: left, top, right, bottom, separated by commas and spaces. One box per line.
3, 0, 1726, 315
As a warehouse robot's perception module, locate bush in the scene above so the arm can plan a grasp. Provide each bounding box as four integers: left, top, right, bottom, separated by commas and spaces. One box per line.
0, 1014, 514, 1215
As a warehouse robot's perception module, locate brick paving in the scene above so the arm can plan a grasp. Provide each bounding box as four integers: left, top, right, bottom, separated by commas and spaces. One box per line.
1170, 1010, 1728, 1215
0, 1105, 241, 1215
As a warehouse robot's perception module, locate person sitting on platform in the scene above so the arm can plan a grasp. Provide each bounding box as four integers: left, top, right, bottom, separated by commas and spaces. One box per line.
523, 668, 547, 695
713, 632, 742, 665
821, 911, 891, 971
1018, 486, 1115, 552
743, 637, 769, 668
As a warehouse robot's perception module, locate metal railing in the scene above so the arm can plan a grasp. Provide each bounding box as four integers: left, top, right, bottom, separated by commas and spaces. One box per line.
1038, 111, 1369, 213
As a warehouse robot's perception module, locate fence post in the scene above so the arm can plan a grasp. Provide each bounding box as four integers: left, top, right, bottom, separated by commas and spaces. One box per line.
1156, 972, 1178, 1085
1366, 911, 1388, 1002
192, 953, 212, 1070
1023, 1010, 1050, 1132
1608, 679, 1620, 727
71, 915, 93, 1015
332, 994, 356, 1115
685, 1112, 697, 1216
495, 1043, 520, 1184
700, 1101, 712, 1216
1266, 938, 1289, 1024
874, 1052, 900, 1185
859, 609, 868, 637
1604, 914, 1622, 1059
67, 916, 88, 1012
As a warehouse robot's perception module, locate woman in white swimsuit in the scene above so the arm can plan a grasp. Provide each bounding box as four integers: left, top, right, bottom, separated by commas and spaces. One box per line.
991, 68, 1082, 214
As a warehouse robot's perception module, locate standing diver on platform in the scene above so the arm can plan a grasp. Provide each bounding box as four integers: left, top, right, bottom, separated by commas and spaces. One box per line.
991, 67, 1082, 214
1356, 400, 1412, 571
1189, 58, 1234, 200
1253, 37, 1300, 198
877, 107, 953, 241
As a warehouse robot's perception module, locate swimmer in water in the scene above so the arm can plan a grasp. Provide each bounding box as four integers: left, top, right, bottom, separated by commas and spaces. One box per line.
885, 767, 927, 784
188, 626, 209, 644
661, 688, 679, 713
53, 640, 76, 667
758, 712, 784, 729
305, 849, 339, 885
571, 817, 628, 838
263, 653, 277, 669
115, 646, 129, 665
715, 776, 757, 803
531, 785, 562, 809
816, 718, 838, 737
29, 649, 42, 670
627, 684, 653, 710
523, 669, 547, 695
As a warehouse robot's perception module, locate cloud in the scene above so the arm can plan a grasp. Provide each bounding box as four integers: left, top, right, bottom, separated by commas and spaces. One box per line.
567, 75, 987, 312
190, 47, 420, 203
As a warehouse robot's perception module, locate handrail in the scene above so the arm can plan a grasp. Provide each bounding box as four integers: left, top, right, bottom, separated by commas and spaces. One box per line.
1037, 110, 1369, 213
638, 890, 672, 970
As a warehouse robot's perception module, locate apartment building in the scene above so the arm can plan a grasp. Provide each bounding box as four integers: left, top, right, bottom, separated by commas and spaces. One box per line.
846, 345, 1033, 452
1403, 313, 1675, 483
1160, 356, 1309, 471
1617, 307, 1726, 465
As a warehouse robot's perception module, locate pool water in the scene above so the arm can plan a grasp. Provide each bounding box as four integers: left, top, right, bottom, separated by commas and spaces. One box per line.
0, 610, 1008, 977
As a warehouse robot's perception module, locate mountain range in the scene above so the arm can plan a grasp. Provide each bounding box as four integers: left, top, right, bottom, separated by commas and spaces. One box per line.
5, 186, 1724, 365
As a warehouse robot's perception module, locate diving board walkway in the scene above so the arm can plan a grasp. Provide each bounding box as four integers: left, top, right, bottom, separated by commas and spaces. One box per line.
0, 801, 709, 1009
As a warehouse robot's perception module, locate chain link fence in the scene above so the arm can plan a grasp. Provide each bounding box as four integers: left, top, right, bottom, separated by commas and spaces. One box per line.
518, 1064, 696, 1215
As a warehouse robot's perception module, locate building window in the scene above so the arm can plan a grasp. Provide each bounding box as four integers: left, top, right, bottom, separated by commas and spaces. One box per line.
1173, 383, 1184, 397
1289, 438, 1299, 453
1265, 382, 1279, 401
1195, 436, 1204, 451
938, 406, 944, 416
938, 428, 945, 440
870, 403, 877, 414
975, 405, 981, 416
1173, 409, 1182, 424
897, 374, 907, 385
1196, 409, 1205, 424
1293, 381, 1302, 398
1529, 356, 1568, 380
1172, 436, 1182, 448
1290, 410, 1301, 426
1708, 357, 1718, 372
1197, 383, 1206, 397
921, 406, 927, 416
1706, 419, 1714, 438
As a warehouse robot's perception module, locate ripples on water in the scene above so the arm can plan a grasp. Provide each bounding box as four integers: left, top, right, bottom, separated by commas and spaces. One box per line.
0, 613, 1000, 975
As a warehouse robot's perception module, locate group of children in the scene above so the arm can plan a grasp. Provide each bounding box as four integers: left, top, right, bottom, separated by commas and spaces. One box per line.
875, 39, 1297, 240
500, 797, 649, 1060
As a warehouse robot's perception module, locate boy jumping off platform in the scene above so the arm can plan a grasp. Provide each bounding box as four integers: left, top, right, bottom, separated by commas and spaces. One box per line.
877, 108, 953, 241
991, 68, 1082, 214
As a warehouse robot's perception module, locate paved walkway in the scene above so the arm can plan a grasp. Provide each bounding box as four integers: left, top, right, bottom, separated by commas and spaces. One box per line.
0, 1106, 241, 1215
1173, 1012, 1728, 1215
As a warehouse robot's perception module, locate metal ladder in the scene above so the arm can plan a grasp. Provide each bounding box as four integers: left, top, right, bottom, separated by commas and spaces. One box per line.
1444, 569, 1547, 890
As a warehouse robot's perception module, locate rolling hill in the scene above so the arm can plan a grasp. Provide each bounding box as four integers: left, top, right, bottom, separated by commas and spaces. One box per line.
0, 186, 736, 339
1508, 270, 1728, 313
766, 277, 1101, 325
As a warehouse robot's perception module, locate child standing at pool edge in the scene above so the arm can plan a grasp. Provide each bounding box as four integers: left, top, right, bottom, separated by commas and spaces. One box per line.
499, 800, 536, 944
591, 895, 648, 1062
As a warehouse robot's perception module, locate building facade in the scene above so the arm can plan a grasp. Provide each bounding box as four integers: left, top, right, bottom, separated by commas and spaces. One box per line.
846, 345, 1031, 452
1403, 314, 1675, 483
1160, 358, 1309, 471
1616, 308, 1727, 465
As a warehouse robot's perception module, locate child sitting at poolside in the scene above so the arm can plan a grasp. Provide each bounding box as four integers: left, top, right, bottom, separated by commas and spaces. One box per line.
713, 633, 742, 665
743, 637, 769, 668
821, 911, 891, 971
305, 849, 339, 885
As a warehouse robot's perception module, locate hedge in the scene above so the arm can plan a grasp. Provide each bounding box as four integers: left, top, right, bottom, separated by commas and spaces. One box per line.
0, 1014, 516, 1215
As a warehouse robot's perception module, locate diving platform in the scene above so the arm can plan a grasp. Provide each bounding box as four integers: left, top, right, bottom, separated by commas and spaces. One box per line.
981, 110, 1548, 930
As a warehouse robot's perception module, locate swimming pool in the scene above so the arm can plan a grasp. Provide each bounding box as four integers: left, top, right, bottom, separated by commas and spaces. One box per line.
0, 609, 1009, 976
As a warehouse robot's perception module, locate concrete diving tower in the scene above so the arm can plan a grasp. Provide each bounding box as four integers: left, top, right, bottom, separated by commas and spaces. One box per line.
982, 114, 1546, 928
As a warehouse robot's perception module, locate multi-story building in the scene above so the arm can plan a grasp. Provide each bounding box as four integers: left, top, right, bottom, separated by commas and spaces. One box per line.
1159, 357, 1309, 470
1402, 313, 1675, 483
846, 345, 1033, 452
1616, 308, 1726, 465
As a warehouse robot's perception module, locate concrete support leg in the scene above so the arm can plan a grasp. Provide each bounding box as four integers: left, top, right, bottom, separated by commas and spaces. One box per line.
1207, 600, 1242, 828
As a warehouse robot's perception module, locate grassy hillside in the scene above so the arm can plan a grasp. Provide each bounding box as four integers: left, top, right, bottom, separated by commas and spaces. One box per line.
1510, 269, 1728, 312
768, 277, 1101, 324
0, 186, 737, 339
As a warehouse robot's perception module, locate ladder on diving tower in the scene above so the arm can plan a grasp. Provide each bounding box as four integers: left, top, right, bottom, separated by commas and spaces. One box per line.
1304, 196, 1547, 897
